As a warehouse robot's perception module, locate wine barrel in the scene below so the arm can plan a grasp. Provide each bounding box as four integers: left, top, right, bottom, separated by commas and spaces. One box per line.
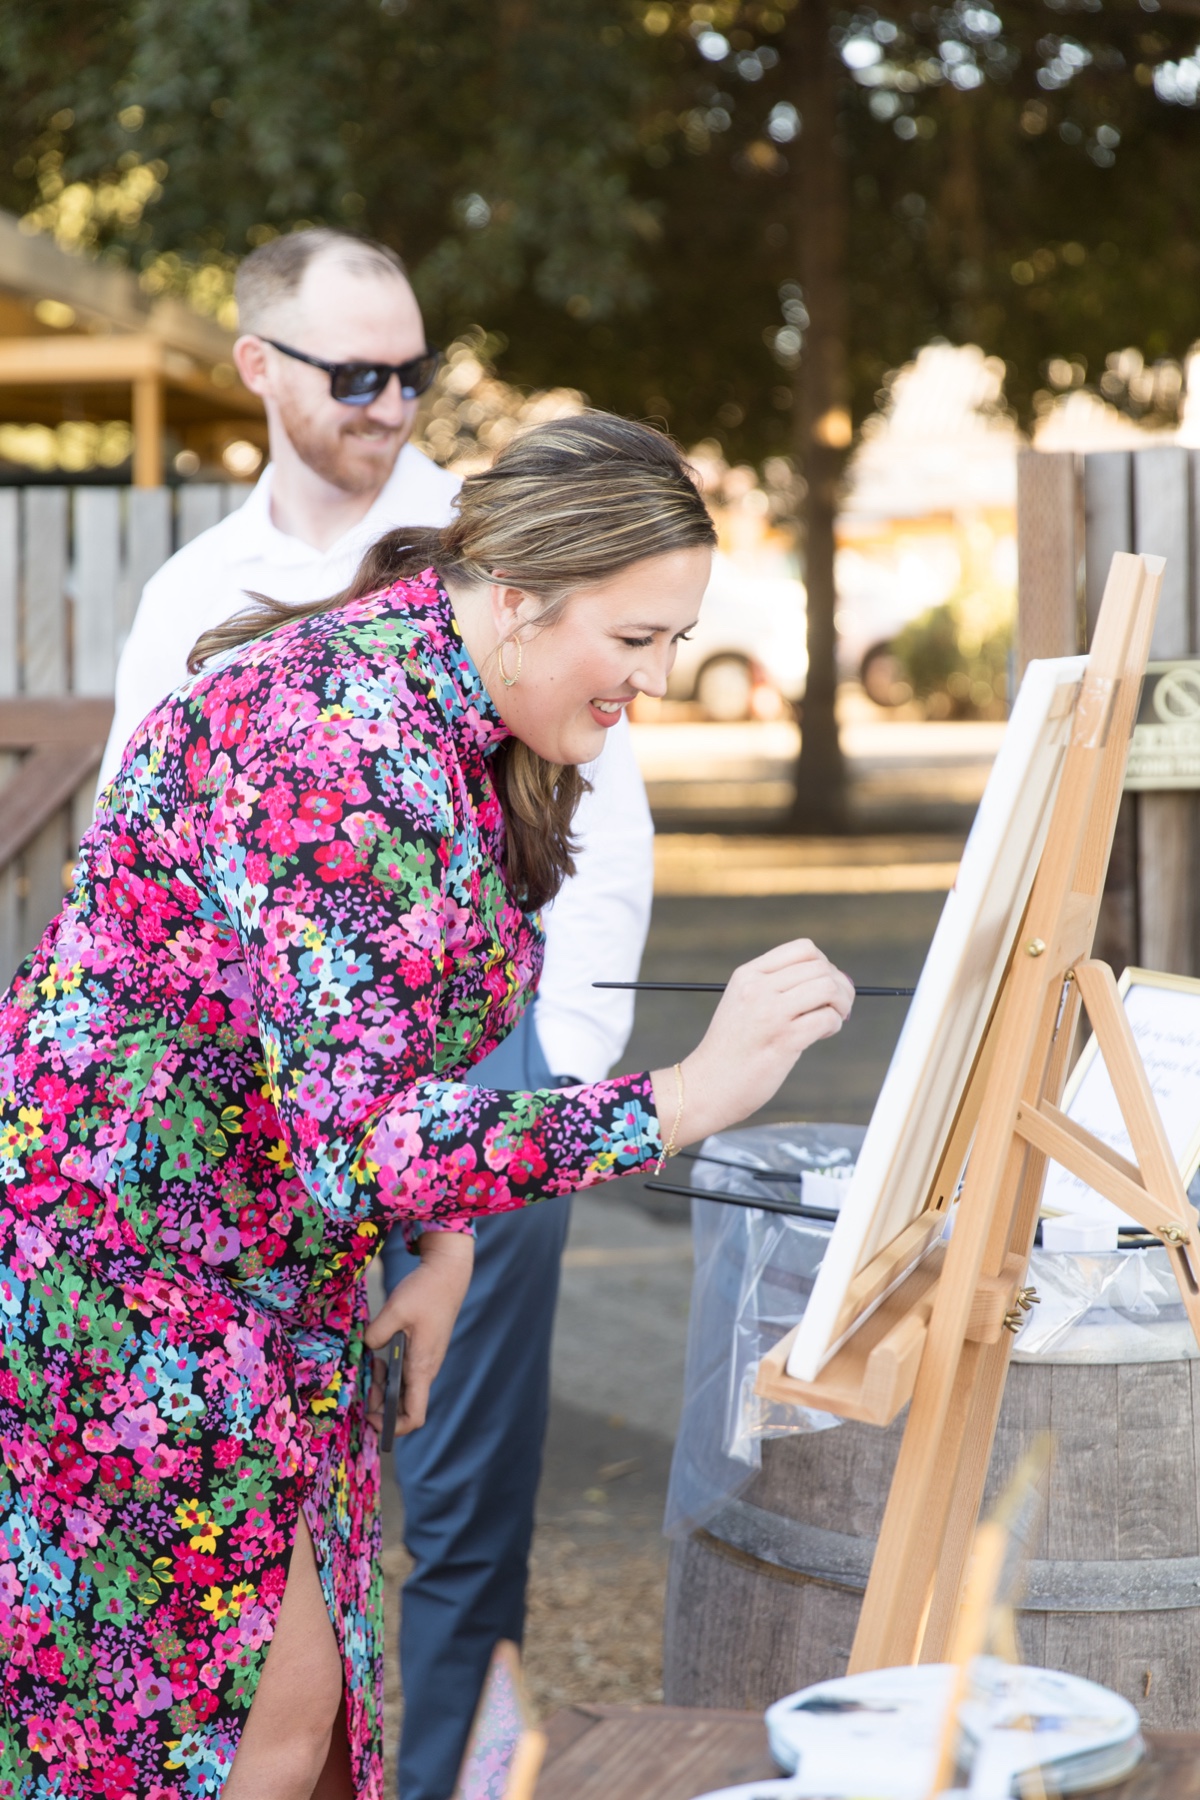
664, 1355, 1200, 1727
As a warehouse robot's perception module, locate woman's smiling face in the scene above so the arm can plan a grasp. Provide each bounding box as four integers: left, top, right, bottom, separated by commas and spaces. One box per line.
463, 545, 712, 765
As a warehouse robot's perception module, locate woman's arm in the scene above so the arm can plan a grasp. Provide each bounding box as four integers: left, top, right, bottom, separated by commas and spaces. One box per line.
201, 686, 662, 1240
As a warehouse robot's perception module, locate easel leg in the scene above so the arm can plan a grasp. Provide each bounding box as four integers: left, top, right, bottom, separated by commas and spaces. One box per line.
852, 981, 1075, 1671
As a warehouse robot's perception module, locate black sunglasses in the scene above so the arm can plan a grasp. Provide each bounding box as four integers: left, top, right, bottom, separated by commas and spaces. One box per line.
264, 338, 442, 404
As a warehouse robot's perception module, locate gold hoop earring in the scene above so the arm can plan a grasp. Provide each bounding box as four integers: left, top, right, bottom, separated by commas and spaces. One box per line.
498, 636, 523, 688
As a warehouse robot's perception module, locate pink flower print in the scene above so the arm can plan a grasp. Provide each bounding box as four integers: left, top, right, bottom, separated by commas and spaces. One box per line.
101, 1754, 138, 1799
110, 1699, 140, 1735
114, 1404, 167, 1453
200, 1213, 241, 1265
222, 1322, 265, 1379
362, 1020, 408, 1059
400, 903, 444, 952
25, 1712, 53, 1756
457, 1168, 515, 1212
313, 839, 360, 883
348, 712, 400, 751
14, 1221, 52, 1268
184, 996, 226, 1034
293, 1070, 335, 1121
169, 1652, 199, 1696
134, 1671, 174, 1716
135, 1442, 183, 1479
7, 1606, 49, 1665
62, 1506, 104, 1552
295, 788, 344, 843
98, 1454, 134, 1490
212, 696, 251, 749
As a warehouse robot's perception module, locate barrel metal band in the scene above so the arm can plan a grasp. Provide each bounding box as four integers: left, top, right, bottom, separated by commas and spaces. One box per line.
704, 1498, 1200, 1613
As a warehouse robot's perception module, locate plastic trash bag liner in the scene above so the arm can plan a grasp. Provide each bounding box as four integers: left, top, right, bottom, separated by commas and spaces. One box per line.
664, 1122, 862, 1540
1013, 1169, 1200, 1362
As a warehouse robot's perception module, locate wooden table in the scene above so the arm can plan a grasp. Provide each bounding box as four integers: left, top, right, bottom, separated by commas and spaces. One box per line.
534, 1705, 1200, 1800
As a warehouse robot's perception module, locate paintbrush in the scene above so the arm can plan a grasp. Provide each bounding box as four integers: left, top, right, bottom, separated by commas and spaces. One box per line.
593, 980, 915, 997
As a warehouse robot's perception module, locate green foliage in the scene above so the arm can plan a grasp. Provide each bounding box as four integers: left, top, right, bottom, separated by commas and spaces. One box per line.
2, 0, 1200, 456
893, 594, 1012, 720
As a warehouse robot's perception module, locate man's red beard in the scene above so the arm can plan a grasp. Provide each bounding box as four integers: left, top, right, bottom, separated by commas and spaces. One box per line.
276, 392, 407, 496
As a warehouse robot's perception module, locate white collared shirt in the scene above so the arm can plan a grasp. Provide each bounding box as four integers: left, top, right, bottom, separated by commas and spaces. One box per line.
98, 445, 653, 1080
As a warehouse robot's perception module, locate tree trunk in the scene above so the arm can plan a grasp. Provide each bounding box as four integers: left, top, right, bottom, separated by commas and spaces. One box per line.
787, 0, 848, 830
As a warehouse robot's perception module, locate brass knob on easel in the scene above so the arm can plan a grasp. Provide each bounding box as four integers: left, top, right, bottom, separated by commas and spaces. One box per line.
1159, 1224, 1190, 1245
1027, 939, 1046, 957
1004, 1288, 1041, 1332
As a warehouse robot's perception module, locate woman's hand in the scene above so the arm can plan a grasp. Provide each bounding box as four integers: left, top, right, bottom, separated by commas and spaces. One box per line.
366, 1230, 475, 1437
652, 939, 854, 1148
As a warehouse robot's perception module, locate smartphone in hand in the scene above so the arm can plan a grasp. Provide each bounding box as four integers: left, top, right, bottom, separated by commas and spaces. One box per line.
380, 1332, 407, 1452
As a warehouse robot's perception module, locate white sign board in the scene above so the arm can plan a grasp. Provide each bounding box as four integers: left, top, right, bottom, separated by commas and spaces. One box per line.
1040, 967, 1200, 1230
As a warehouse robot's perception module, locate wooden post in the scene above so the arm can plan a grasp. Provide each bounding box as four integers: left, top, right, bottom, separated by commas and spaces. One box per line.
1134, 447, 1199, 975
132, 376, 164, 488
1016, 450, 1082, 674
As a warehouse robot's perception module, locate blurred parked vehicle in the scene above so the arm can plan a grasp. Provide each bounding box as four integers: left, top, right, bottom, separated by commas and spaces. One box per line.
669, 552, 807, 721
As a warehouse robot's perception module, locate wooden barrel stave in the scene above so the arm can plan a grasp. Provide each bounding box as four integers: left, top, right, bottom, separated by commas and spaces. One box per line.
664, 1360, 1200, 1727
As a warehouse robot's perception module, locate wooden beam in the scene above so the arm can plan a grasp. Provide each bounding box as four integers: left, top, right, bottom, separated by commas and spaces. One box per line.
132, 376, 164, 489
0, 334, 165, 383
0, 698, 113, 748
0, 335, 261, 418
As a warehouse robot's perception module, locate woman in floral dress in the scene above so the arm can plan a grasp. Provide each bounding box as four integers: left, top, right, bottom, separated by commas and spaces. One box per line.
0, 414, 853, 1799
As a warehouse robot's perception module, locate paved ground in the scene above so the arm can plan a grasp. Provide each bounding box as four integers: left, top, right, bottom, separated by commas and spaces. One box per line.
632, 710, 1004, 836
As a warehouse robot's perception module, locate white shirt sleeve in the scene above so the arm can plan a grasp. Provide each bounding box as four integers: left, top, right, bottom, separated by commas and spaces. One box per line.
534, 713, 654, 1082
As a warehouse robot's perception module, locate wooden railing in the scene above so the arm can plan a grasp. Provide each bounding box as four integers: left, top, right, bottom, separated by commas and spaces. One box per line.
0, 483, 248, 982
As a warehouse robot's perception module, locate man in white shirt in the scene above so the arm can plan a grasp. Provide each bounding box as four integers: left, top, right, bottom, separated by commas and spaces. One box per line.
99, 228, 653, 1800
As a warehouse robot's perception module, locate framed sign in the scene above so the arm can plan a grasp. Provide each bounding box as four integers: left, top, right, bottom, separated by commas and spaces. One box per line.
1039, 966, 1200, 1230
1124, 660, 1200, 789
786, 655, 1085, 1383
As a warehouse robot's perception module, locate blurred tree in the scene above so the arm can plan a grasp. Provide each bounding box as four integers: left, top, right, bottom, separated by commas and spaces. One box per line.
0, 1, 658, 325
6, 0, 1200, 821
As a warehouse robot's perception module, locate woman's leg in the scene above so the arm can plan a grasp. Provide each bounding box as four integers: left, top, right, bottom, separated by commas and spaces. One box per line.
223, 1512, 352, 1800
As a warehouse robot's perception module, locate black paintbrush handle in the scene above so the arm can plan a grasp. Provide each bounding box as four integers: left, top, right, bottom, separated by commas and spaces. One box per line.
593, 980, 915, 997
644, 1178, 840, 1223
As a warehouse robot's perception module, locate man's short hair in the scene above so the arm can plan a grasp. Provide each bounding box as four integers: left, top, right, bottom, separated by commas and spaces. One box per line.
235, 228, 409, 335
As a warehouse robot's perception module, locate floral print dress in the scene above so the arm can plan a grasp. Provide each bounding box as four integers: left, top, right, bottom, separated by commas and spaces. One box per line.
0, 571, 661, 1799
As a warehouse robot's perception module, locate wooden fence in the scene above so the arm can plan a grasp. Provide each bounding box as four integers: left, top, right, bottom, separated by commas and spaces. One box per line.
1017, 444, 1200, 979
0, 484, 248, 983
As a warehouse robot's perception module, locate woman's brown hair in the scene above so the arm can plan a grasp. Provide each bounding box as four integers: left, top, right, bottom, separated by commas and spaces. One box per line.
191, 412, 716, 908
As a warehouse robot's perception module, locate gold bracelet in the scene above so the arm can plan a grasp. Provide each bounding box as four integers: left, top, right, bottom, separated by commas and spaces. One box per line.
655, 1061, 685, 1176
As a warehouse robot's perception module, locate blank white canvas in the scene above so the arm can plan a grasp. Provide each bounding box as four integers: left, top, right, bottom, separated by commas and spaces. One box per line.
787, 657, 1086, 1382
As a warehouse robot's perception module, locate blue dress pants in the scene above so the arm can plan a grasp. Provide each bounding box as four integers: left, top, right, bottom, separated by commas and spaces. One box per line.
381, 1012, 571, 1800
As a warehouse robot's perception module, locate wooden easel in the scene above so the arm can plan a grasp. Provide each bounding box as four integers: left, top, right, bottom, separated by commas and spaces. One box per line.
757, 551, 1200, 1672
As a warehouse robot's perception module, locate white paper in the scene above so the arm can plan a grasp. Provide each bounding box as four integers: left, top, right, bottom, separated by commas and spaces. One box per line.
1041, 976, 1200, 1229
